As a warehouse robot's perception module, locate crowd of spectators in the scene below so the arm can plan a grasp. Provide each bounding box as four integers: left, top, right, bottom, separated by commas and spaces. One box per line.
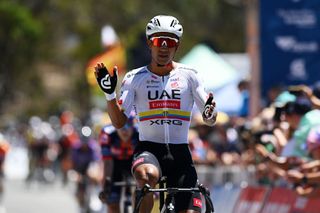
1, 82, 320, 200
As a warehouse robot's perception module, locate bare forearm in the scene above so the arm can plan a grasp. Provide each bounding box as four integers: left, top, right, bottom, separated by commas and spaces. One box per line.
306, 172, 320, 184
273, 128, 287, 148
268, 154, 290, 170
310, 95, 320, 109
106, 99, 127, 128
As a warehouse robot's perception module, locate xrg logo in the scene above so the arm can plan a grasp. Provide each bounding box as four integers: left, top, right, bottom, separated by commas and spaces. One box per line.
150, 119, 182, 126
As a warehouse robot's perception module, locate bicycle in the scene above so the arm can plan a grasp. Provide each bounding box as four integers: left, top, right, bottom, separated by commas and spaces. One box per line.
133, 177, 214, 213
99, 178, 136, 213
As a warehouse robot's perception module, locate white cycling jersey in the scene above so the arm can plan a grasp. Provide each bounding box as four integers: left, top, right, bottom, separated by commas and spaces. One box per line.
119, 63, 209, 144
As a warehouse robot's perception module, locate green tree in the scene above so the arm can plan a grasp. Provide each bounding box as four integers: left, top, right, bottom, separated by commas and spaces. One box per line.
0, 0, 42, 116
0, 0, 245, 120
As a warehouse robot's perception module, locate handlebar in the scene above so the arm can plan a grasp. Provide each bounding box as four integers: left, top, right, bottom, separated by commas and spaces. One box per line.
99, 179, 136, 203
133, 184, 214, 213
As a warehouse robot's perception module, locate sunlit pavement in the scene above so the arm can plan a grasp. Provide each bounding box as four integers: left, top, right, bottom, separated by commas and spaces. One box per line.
1, 179, 78, 213
1, 146, 107, 213
1, 146, 79, 213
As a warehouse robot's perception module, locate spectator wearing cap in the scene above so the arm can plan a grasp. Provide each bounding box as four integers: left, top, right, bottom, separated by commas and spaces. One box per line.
255, 97, 313, 177
280, 98, 313, 158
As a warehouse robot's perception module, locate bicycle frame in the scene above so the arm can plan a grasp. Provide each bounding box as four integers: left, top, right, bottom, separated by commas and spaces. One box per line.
133, 183, 214, 213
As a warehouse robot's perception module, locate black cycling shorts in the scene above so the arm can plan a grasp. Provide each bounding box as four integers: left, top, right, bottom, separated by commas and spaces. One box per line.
131, 141, 202, 212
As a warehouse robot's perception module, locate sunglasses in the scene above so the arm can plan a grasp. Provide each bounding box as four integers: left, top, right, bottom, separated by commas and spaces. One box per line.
150, 36, 179, 48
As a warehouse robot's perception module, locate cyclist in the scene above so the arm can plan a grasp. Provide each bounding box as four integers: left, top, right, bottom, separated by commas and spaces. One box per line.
94, 15, 217, 213
58, 111, 80, 185
98, 117, 139, 213
71, 126, 100, 211
0, 133, 9, 200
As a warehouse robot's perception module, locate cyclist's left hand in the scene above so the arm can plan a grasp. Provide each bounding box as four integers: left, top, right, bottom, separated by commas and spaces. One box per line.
99, 177, 112, 203
202, 92, 217, 126
98, 190, 109, 203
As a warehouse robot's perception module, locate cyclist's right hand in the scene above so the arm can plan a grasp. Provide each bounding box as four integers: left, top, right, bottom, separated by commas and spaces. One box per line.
202, 92, 217, 126
94, 63, 118, 95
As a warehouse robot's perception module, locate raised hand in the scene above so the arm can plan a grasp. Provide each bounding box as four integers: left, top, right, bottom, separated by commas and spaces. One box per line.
202, 92, 217, 125
94, 63, 118, 100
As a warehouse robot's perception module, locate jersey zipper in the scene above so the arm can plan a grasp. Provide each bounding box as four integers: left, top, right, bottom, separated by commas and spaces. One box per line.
161, 76, 170, 146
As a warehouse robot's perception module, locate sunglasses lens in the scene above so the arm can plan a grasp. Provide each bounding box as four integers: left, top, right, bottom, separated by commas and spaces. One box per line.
151, 37, 178, 48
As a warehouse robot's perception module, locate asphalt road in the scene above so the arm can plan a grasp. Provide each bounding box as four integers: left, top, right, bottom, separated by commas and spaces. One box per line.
1, 146, 108, 213
1, 179, 79, 213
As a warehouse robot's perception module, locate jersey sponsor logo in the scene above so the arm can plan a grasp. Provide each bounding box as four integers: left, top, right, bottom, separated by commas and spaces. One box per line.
161, 40, 168, 47
126, 70, 147, 78
170, 77, 179, 82
147, 85, 159, 88
150, 119, 183, 126
132, 157, 145, 168
139, 153, 150, 157
171, 82, 179, 88
147, 80, 160, 84
193, 198, 202, 208
149, 100, 180, 109
148, 89, 181, 100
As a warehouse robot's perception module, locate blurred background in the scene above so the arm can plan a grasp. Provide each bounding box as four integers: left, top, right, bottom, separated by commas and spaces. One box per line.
1, 0, 320, 212
0, 0, 247, 120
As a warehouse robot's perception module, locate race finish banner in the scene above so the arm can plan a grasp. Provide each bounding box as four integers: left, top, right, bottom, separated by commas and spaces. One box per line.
260, 0, 320, 95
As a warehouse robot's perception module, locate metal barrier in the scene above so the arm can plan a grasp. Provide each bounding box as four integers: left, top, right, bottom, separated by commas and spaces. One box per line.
196, 164, 257, 187
195, 165, 257, 213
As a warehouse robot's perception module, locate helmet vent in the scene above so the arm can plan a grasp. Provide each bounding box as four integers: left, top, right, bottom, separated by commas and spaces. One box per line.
146, 15, 183, 38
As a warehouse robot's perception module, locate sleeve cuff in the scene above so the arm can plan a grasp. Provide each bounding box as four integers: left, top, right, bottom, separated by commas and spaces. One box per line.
104, 92, 116, 101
